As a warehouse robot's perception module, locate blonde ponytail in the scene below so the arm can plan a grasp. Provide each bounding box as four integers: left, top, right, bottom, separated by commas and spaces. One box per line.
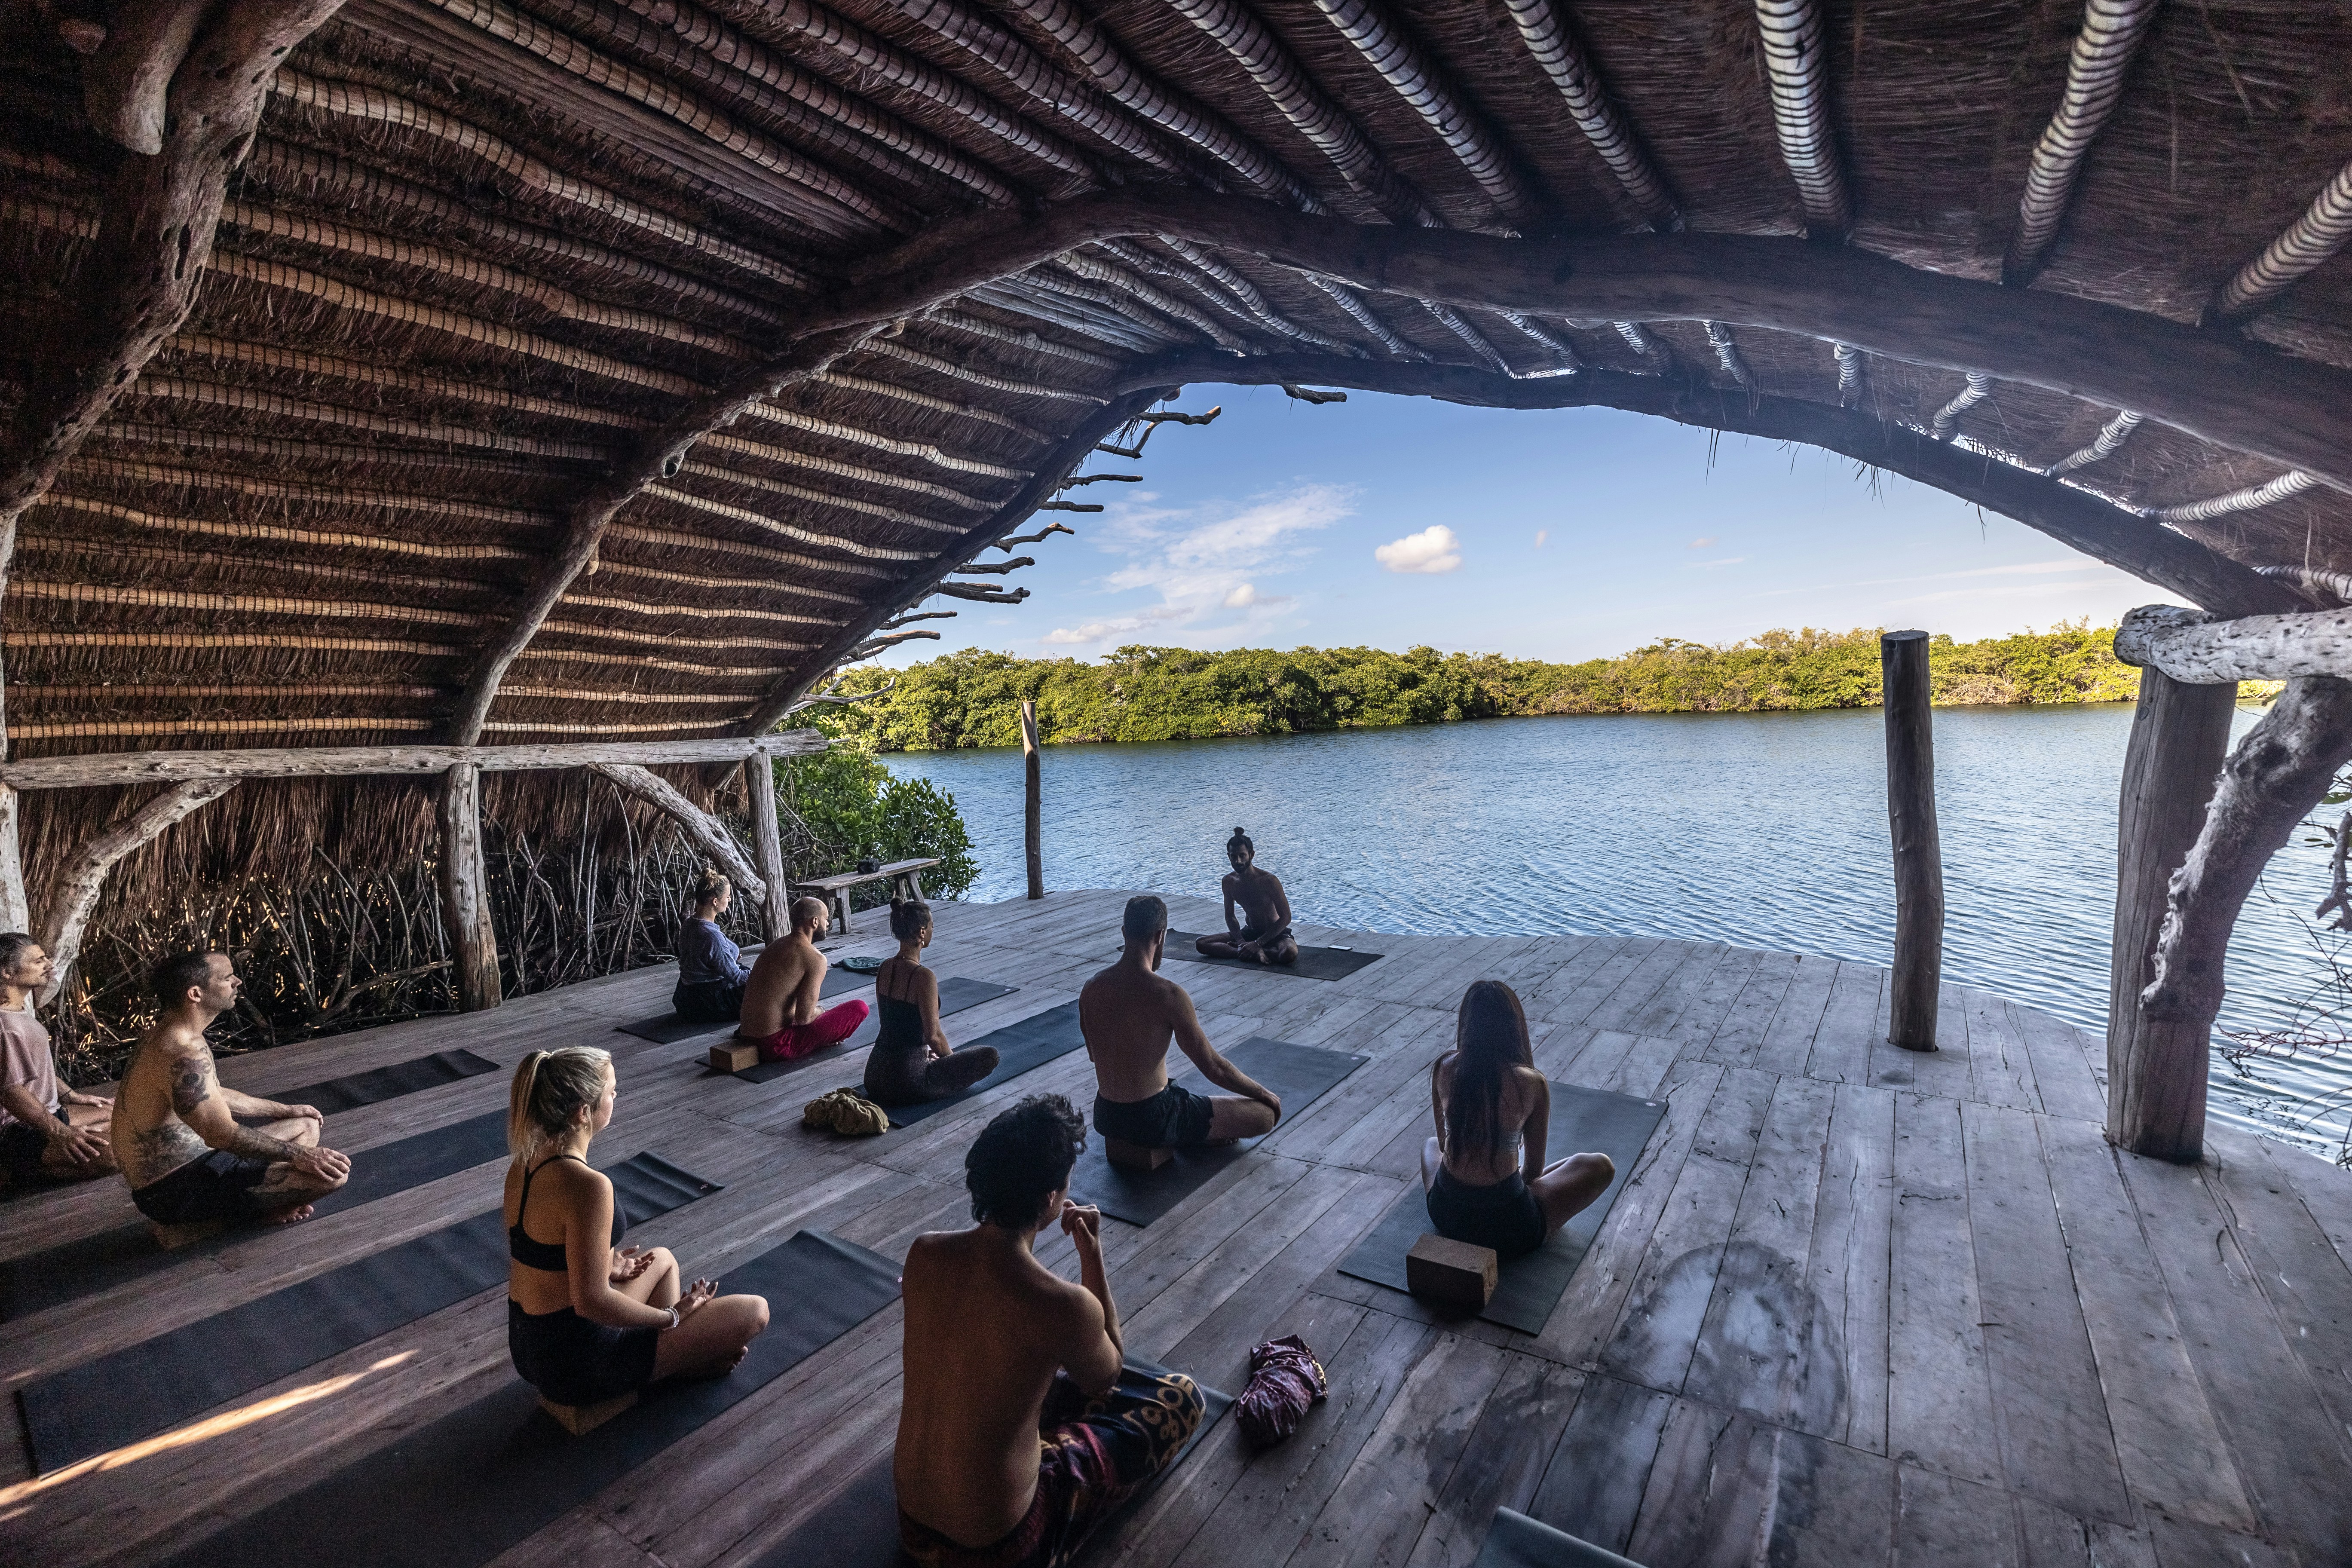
508, 1046, 612, 1160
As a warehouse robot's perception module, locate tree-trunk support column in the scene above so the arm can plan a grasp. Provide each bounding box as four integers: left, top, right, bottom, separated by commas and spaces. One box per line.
0, 785, 28, 934
2106, 670, 2236, 1161
747, 757, 792, 944
438, 763, 501, 1012
1882, 631, 1944, 1050
1020, 699, 1043, 901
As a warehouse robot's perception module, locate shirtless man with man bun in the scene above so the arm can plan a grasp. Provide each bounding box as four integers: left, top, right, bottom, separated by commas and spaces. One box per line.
112, 951, 350, 1230
1195, 828, 1297, 967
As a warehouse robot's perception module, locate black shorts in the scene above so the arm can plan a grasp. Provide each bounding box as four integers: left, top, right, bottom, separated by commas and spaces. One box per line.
509, 1300, 661, 1407
1093, 1083, 1215, 1150
130, 1149, 273, 1226
0, 1109, 65, 1184
1425, 1166, 1548, 1259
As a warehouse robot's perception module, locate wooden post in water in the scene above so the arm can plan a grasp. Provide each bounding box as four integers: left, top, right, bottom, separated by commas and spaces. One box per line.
746, 756, 792, 944
437, 763, 502, 1011
1881, 631, 1943, 1050
1020, 700, 1043, 900
2106, 668, 2236, 1161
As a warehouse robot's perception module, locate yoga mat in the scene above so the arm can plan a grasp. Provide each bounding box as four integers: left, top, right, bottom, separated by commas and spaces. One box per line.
749, 1360, 1235, 1568
879, 998, 1086, 1127
1335, 1082, 1667, 1334
266, 1048, 501, 1114
158, 1228, 901, 1568
1161, 932, 1385, 982
723, 978, 1019, 1086
20, 1153, 721, 1473
616, 963, 877, 1045
1475, 1509, 1645, 1568
1069, 1039, 1369, 1227
0, 1108, 510, 1323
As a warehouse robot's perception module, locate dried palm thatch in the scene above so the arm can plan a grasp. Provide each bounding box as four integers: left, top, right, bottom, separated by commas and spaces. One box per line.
6, 0, 2352, 1059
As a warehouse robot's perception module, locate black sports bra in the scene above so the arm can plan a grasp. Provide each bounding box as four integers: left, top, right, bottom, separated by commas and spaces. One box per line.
508, 1154, 625, 1271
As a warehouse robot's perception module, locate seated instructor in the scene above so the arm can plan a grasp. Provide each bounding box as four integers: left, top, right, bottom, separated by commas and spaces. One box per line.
1195, 828, 1297, 966
112, 951, 350, 1229
896, 1093, 1204, 1567
1083, 895, 1280, 1153
672, 871, 751, 1024
864, 898, 999, 1108
1423, 980, 1615, 1259
506, 1047, 768, 1408
736, 895, 870, 1063
0, 934, 114, 1186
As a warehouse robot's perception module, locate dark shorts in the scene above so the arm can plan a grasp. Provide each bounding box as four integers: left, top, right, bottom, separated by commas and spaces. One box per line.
1093, 1084, 1215, 1150
130, 1148, 273, 1226
672, 976, 746, 1024
1425, 1166, 1548, 1259
0, 1109, 65, 1183
508, 1299, 661, 1407
899, 1367, 1205, 1568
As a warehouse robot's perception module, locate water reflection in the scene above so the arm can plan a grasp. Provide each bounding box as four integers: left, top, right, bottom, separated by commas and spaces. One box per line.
884, 705, 2348, 1161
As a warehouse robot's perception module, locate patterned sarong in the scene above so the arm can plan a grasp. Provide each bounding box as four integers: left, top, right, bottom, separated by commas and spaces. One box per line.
899, 1366, 1205, 1568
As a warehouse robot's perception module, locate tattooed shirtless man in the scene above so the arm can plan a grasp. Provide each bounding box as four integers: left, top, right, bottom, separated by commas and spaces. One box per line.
112, 951, 350, 1230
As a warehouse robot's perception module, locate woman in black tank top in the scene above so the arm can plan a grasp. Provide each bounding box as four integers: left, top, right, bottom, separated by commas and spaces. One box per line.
862, 900, 1001, 1108
503, 1047, 770, 1406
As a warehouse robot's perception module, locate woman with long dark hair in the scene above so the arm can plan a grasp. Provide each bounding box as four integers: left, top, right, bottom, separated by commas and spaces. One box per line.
1422, 981, 1615, 1258
863, 899, 1001, 1107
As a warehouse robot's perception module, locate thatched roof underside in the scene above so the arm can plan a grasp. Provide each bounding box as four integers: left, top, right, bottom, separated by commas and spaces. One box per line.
5, 0, 2352, 763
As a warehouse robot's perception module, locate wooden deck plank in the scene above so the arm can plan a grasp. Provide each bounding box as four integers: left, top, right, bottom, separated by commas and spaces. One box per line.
1701, 949, 1801, 1067
1887, 1091, 2004, 1490
1749, 954, 1837, 1077
1803, 960, 1884, 1086
1804, 1081, 1898, 1454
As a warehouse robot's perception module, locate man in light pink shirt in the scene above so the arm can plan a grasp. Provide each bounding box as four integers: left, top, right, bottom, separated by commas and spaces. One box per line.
0, 934, 113, 1187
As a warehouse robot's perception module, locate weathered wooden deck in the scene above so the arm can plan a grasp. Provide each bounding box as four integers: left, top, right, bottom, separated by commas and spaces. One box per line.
3, 891, 2348, 1568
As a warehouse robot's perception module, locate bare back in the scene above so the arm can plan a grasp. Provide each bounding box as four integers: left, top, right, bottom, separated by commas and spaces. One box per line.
1432, 1054, 1549, 1185
110, 1027, 217, 1190
896, 1229, 1100, 1545
1078, 958, 1198, 1103
737, 934, 825, 1038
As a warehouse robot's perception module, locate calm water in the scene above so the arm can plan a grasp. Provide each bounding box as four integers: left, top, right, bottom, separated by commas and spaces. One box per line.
883, 707, 2352, 1164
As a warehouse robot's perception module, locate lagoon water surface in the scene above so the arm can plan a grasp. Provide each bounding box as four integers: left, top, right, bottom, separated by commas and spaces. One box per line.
883, 705, 2351, 1162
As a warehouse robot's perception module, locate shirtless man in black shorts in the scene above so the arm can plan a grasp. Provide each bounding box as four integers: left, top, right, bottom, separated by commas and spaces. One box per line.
111, 951, 350, 1231
1082, 896, 1280, 1154
1194, 829, 1298, 966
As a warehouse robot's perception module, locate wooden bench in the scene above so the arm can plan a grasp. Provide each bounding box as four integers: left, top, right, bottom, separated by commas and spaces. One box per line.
793, 857, 939, 935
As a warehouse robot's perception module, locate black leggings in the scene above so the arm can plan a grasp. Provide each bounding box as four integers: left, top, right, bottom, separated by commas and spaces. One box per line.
673, 977, 745, 1023
863, 1042, 1000, 1107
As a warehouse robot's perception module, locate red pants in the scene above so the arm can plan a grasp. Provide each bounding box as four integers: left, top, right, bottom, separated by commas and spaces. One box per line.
752, 998, 869, 1063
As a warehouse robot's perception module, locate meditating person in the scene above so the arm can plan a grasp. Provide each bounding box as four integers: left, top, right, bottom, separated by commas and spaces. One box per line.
895, 1093, 1204, 1567
1195, 828, 1297, 966
0, 934, 114, 1188
1082, 895, 1280, 1153
111, 951, 350, 1229
672, 872, 751, 1024
505, 1046, 769, 1408
736, 895, 869, 1063
864, 898, 999, 1108
1421, 980, 1616, 1259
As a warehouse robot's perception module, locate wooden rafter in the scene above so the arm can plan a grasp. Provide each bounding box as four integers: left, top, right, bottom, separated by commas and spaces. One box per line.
2004, 0, 2162, 285
1754, 0, 1852, 238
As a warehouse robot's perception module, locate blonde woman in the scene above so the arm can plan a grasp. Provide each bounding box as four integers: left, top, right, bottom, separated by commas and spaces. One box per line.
505, 1047, 768, 1406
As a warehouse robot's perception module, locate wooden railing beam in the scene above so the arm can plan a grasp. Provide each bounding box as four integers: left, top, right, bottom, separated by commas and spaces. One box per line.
0, 732, 826, 791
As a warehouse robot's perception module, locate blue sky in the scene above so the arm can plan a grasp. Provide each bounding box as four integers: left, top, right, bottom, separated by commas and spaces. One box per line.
888, 385, 2179, 667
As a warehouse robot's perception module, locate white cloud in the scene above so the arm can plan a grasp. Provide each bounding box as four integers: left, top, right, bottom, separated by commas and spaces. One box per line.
1534, 529, 1549, 548
1224, 582, 1258, 608
1687, 536, 1717, 549
1687, 556, 1748, 570
1375, 524, 1463, 575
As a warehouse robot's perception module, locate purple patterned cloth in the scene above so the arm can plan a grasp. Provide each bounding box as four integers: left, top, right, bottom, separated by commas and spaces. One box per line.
1235, 1335, 1327, 1449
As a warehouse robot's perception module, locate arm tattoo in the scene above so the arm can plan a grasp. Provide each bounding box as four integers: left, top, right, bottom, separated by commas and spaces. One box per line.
223, 1124, 303, 1163
170, 1060, 212, 1115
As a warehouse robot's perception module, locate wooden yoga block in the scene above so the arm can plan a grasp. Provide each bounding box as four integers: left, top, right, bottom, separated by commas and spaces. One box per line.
1103, 1137, 1171, 1172
539, 1390, 638, 1436
708, 1040, 760, 1074
1406, 1234, 1498, 1310
148, 1217, 229, 1251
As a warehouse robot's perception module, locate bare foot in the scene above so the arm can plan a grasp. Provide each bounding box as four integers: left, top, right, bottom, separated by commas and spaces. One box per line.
261, 1204, 316, 1226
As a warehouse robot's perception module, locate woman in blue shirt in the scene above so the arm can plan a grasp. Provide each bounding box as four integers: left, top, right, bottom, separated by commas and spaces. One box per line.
672, 873, 751, 1023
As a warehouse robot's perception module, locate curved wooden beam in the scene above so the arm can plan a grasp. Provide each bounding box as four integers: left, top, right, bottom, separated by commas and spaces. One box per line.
37, 779, 240, 1002
1113, 350, 2310, 618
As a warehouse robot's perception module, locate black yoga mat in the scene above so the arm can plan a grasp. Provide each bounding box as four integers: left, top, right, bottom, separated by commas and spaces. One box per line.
1475, 1508, 1645, 1568
879, 998, 1086, 1127
20, 1153, 721, 1473
1069, 1039, 1369, 1226
616, 963, 877, 1045
157, 1228, 900, 1568
266, 1048, 501, 1113
1162, 931, 1385, 981
723, 978, 1020, 1085
750, 1360, 1235, 1568
1335, 1082, 1667, 1334
0, 1108, 510, 1323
